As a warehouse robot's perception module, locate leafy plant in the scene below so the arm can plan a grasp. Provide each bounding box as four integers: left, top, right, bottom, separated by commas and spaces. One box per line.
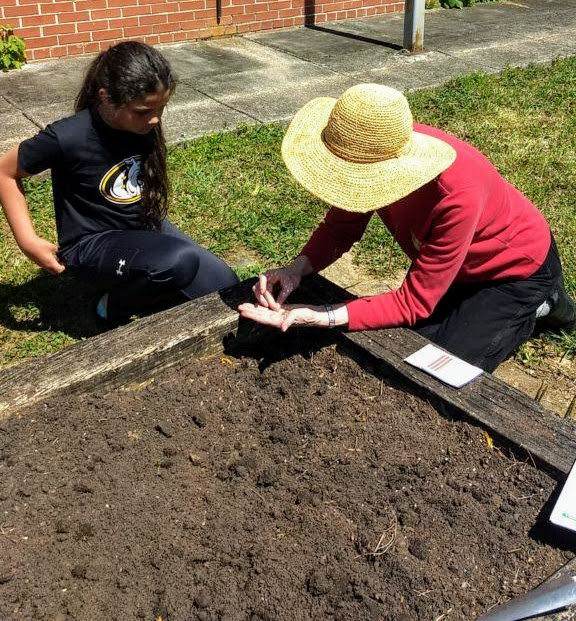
0, 24, 27, 71
439, 0, 496, 8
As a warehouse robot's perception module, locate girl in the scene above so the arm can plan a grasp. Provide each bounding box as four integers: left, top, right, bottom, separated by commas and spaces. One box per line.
0, 40, 238, 327
239, 83, 575, 372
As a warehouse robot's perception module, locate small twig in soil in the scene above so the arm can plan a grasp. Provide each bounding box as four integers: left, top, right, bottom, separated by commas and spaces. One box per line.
367, 513, 397, 556
0, 523, 17, 543
434, 608, 453, 621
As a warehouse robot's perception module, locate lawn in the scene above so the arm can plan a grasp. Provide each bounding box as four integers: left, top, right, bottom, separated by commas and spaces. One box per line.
1, 56, 575, 367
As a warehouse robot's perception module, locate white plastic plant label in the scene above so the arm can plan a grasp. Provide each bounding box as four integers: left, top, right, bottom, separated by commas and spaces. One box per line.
403, 343, 483, 388
550, 459, 576, 533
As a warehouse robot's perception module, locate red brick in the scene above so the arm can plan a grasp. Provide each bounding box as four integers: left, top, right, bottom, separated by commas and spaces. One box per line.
92, 27, 123, 40
25, 34, 58, 47
16, 0, 41, 4
152, 22, 179, 33
190, 8, 212, 18
177, 18, 209, 30
40, 1, 74, 14
75, 0, 108, 10
157, 32, 176, 42
44, 22, 75, 35
144, 34, 160, 44
149, 1, 180, 12
91, 8, 122, 19
0, 0, 18, 6
279, 7, 300, 17
167, 10, 196, 22
108, 16, 139, 27
107, 0, 137, 6
29, 48, 52, 61
58, 10, 91, 22
21, 14, 55, 26
3, 5, 38, 17
58, 31, 91, 44
123, 5, 152, 16
179, 0, 206, 9
124, 25, 155, 36
221, 4, 245, 16
12, 25, 41, 39
139, 13, 168, 24
77, 20, 110, 32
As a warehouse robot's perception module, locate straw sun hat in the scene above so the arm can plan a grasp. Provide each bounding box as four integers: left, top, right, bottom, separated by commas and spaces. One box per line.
281, 83, 457, 213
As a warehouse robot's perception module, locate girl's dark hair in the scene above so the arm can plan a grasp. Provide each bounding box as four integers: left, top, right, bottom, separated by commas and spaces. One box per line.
75, 41, 177, 230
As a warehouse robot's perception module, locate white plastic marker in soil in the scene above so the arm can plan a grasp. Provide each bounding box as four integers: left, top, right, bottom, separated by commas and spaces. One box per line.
550, 458, 576, 533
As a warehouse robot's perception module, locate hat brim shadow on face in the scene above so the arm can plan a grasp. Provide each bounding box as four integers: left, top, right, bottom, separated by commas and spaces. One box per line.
281, 97, 457, 214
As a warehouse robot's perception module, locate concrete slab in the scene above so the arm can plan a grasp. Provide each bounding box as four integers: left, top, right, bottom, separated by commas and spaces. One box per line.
355, 51, 491, 92
162, 98, 256, 142
209, 74, 357, 123
0, 0, 575, 148
0, 110, 39, 152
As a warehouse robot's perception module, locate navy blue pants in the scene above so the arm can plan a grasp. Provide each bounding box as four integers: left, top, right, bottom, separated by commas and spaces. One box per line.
59, 221, 239, 321
413, 237, 563, 372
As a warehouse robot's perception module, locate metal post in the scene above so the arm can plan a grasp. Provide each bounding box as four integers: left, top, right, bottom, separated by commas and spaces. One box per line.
403, 0, 425, 53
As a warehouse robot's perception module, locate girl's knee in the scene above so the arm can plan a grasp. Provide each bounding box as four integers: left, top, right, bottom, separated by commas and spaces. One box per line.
151, 244, 201, 290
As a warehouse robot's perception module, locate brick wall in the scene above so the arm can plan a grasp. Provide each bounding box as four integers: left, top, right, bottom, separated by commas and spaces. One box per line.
0, 0, 403, 61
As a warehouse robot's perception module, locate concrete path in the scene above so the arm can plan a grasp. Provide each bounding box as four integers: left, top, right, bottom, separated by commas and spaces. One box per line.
1, 0, 575, 151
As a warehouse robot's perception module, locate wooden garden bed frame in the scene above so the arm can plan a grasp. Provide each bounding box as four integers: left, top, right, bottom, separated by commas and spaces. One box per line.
1, 275, 575, 619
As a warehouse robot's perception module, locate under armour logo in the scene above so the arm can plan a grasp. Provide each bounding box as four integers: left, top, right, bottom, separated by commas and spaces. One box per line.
116, 258, 126, 276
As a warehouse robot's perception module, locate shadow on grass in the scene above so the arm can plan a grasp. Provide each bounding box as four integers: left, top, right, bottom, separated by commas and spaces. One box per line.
0, 272, 104, 339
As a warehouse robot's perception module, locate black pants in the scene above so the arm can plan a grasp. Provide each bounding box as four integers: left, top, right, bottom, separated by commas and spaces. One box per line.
59, 220, 239, 320
413, 238, 563, 372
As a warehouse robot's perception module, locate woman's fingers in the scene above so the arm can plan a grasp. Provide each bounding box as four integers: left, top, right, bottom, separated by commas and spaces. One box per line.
238, 302, 284, 328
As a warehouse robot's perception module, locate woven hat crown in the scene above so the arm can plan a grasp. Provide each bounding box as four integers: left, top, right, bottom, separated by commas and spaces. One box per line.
323, 84, 413, 163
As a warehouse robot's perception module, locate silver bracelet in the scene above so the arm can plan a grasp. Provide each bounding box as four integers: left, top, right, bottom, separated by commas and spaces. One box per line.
324, 303, 336, 328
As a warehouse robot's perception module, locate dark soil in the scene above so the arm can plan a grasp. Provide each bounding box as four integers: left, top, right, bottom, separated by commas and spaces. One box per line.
0, 333, 573, 621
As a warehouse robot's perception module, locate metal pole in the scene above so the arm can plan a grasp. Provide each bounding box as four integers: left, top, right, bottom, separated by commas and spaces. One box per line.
403, 0, 425, 53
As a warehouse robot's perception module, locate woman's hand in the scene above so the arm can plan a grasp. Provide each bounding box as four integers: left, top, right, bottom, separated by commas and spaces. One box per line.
19, 234, 65, 275
238, 302, 349, 332
252, 255, 313, 310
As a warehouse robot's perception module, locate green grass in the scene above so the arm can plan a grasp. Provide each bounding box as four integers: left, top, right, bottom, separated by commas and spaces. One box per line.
1, 56, 576, 367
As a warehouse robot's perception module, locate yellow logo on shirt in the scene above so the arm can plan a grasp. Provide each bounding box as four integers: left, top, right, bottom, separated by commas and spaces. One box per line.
99, 156, 143, 204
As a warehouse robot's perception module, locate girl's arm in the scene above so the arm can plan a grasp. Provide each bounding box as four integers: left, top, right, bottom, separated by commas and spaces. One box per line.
0, 146, 64, 274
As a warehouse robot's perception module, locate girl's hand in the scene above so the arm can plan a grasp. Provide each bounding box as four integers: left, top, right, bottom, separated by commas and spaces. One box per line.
20, 235, 65, 275
252, 256, 313, 310
238, 302, 349, 332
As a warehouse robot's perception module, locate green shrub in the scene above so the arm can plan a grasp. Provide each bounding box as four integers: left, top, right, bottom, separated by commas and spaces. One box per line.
439, 0, 497, 8
0, 24, 27, 71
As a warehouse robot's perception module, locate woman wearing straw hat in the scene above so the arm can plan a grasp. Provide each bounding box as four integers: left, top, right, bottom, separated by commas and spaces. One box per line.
238, 84, 574, 372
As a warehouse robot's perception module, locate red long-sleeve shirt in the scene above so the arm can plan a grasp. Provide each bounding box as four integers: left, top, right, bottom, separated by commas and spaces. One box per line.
300, 124, 551, 331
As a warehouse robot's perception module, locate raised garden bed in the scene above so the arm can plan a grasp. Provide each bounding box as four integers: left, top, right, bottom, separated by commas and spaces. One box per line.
0, 276, 575, 620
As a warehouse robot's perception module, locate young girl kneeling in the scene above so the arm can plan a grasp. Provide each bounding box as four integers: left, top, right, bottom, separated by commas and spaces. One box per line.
0, 40, 238, 327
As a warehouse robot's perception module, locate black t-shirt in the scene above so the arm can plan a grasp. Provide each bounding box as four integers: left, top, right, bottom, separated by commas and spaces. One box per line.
18, 108, 154, 250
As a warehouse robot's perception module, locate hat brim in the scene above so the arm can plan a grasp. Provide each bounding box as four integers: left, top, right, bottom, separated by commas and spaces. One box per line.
281, 97, 457, 213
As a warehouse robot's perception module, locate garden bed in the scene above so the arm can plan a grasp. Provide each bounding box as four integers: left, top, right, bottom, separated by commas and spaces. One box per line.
0, 330, 573, 621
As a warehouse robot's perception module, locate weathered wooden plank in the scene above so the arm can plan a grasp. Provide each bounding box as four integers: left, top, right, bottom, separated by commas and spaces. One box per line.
0, 280, 258, 418
298, 275, 576, 477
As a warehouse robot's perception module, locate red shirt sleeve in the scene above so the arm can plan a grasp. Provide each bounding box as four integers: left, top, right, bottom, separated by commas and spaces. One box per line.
299, 207, 372, 273
346, 184, 481, 331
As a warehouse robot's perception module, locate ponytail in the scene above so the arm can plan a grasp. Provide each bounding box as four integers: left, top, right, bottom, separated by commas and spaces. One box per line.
76, 41, 177, 230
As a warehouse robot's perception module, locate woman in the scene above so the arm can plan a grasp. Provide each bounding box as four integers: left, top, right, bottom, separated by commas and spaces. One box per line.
0, 41, 238, 328
238, 83, 574, 372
